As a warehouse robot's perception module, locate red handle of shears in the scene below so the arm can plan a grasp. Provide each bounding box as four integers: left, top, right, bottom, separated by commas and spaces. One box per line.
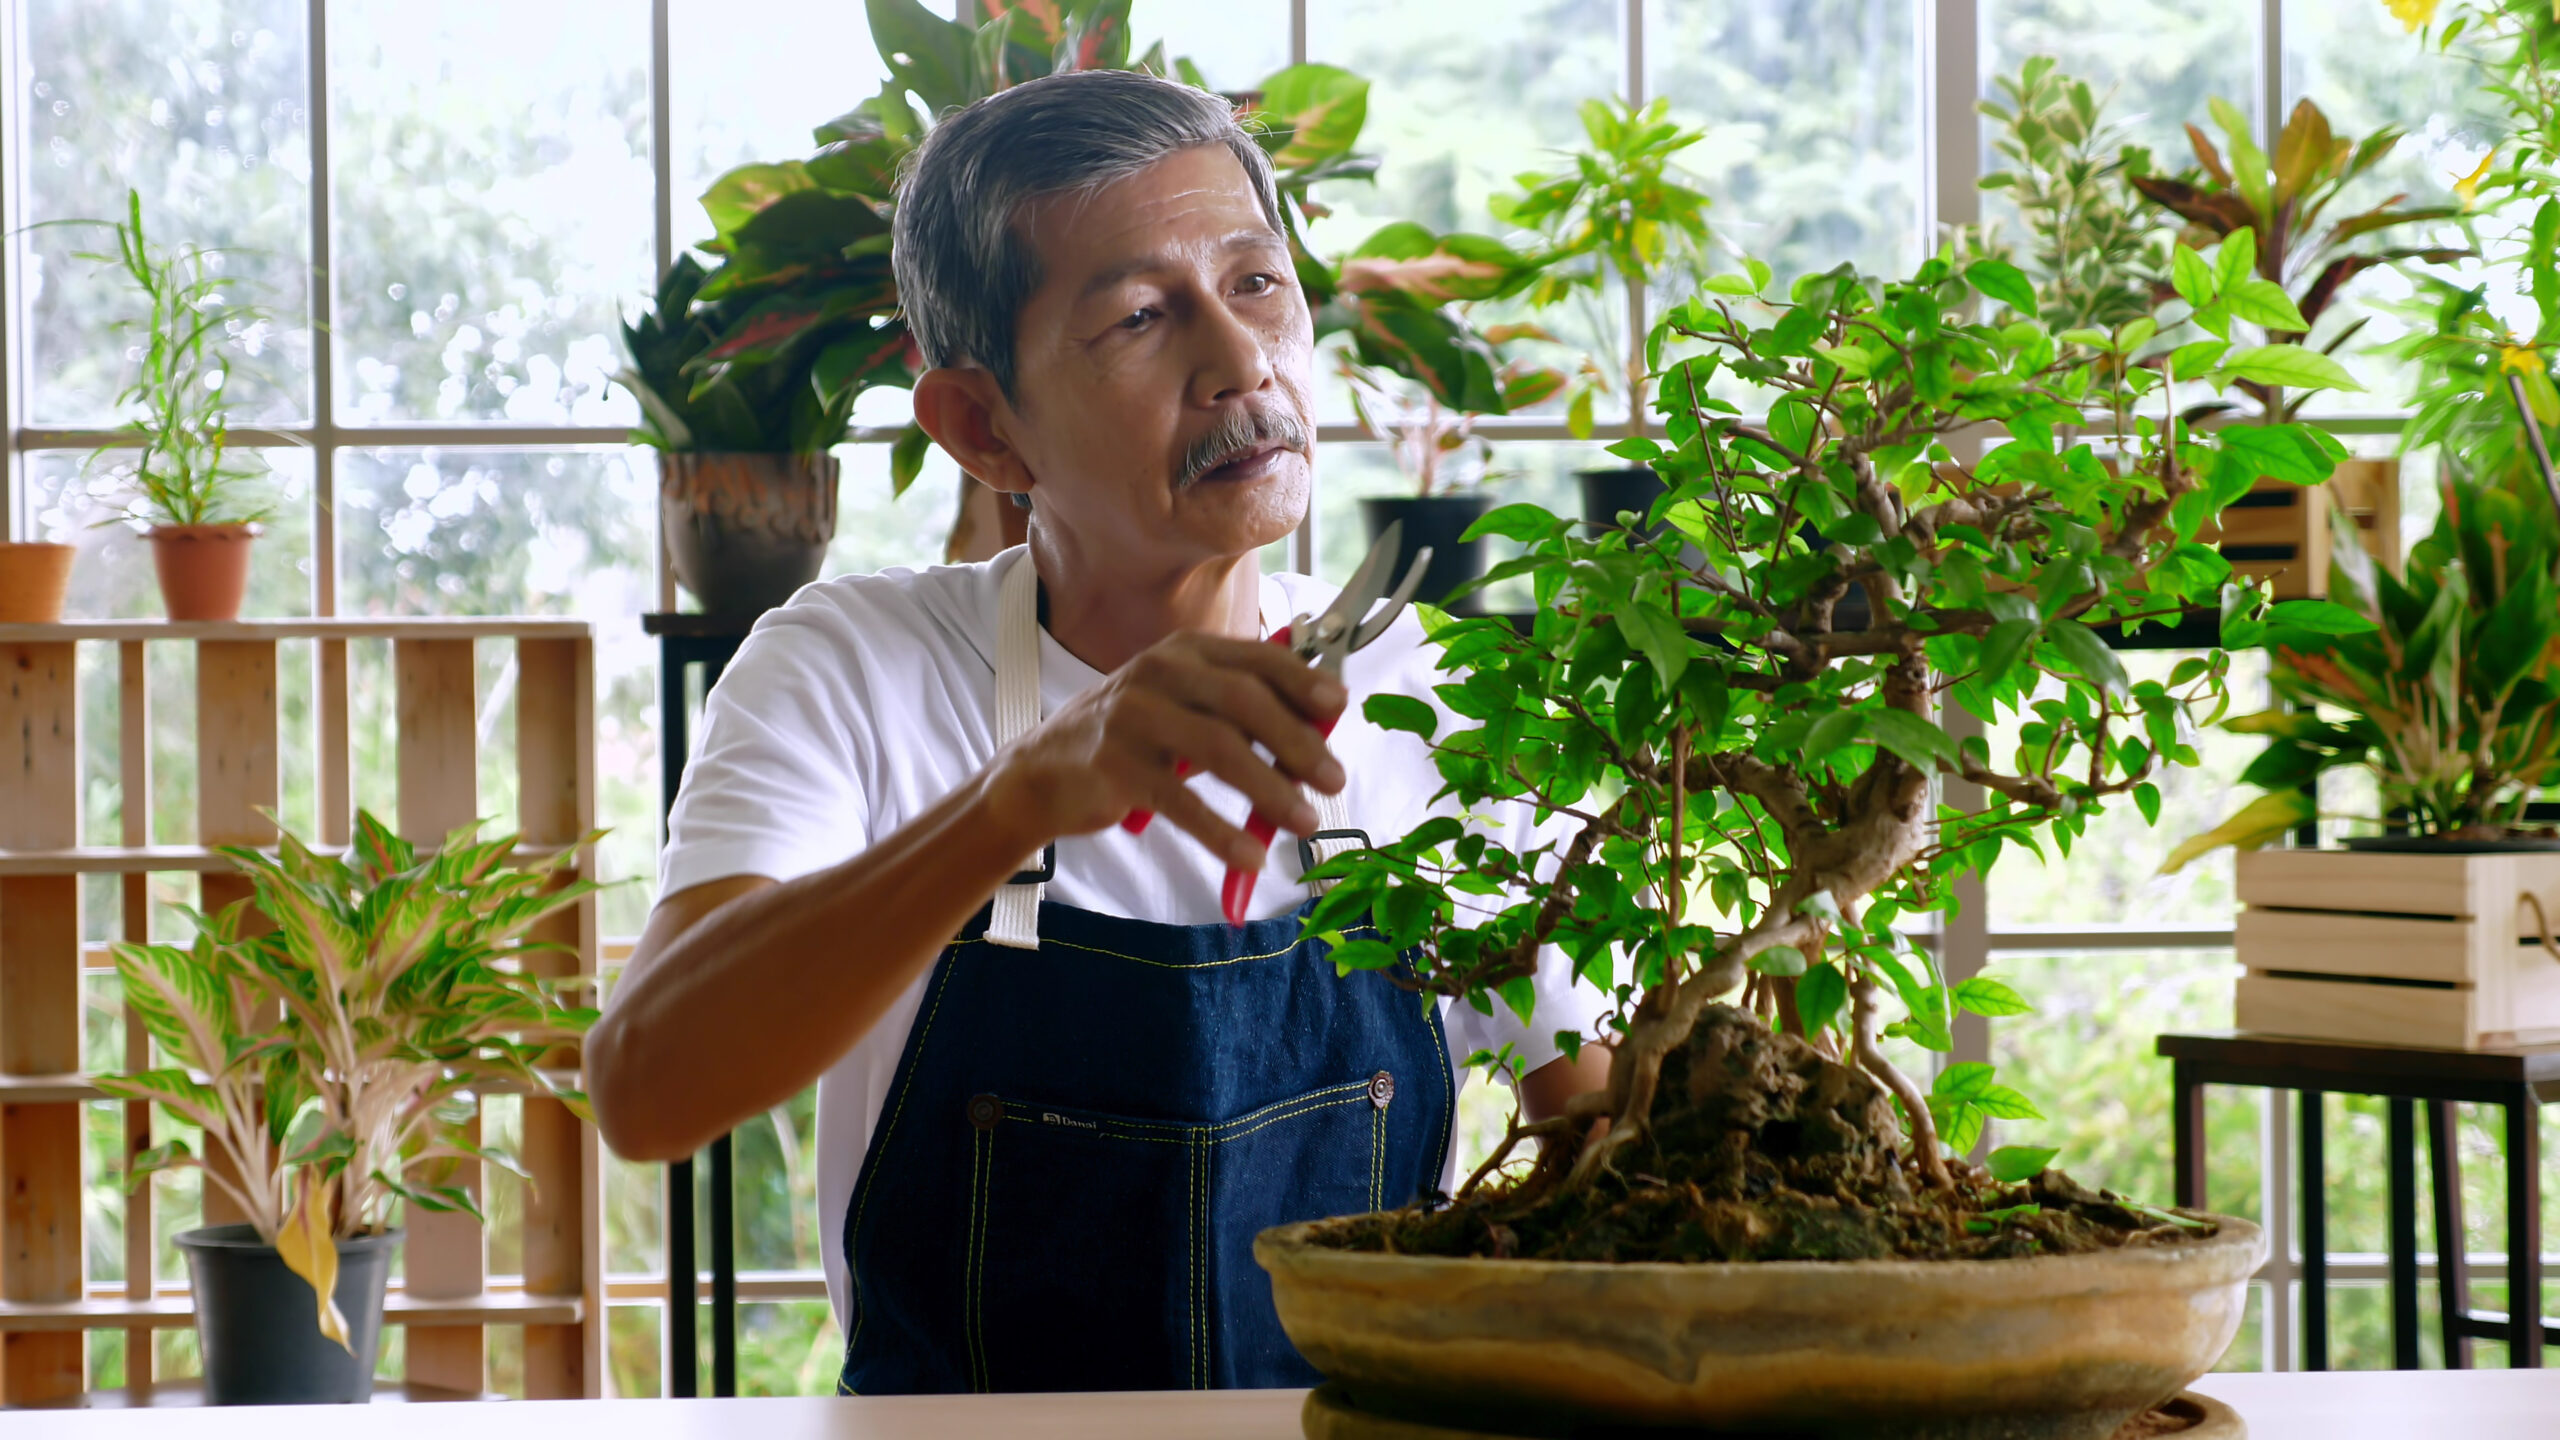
1117, 625, 1334, 925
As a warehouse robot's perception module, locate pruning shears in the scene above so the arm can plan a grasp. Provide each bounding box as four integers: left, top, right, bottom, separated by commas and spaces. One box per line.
1121, 521, 1434, 925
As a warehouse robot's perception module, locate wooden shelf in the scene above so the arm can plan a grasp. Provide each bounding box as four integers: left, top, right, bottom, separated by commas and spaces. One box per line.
0, 1069, 580, 1106
0, 617, 590, 643
0, 843, 577, 877
0, 1291, 584, 1334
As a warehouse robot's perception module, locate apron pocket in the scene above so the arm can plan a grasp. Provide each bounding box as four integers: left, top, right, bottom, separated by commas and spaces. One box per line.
971, 1077, 1384, 1392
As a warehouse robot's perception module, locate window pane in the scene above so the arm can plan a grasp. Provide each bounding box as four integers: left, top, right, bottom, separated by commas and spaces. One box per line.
1981, 0, 2258, 164
1647, 0, 1925, 282
328, 3, 650, 426
1155, 4, 1291, 92
670, 0, 885, 220
24, 447, 316, 618
337, 447, 660, 935
1305, 0, 1624, 423
17, 0, 312, 426
825, 445, 967, 580
1985, 649, 2270, 929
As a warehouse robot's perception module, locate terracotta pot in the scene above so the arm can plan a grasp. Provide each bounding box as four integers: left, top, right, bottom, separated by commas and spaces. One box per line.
148, 524, 259, 622
1298, 1383, 2247, 1440
0, 542, 76, 623
659, 451, 840, 616
1258, 1215, 2263, 1440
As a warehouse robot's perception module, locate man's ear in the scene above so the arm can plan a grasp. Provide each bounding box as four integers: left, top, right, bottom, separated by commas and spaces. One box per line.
913, 367, 1035, 506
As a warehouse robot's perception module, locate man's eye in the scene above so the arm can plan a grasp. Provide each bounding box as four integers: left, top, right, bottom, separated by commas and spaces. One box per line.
1238, 274, 1278, 295
1118, 307, 1159, 331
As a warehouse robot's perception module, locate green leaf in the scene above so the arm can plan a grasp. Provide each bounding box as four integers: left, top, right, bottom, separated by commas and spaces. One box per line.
1978, 618, 2039, 682
1796, 962, 1849, 1036
2212, 228, 2257, 291
2265, 599, 2379, 635
1465, 502, 1561, 544
2227, 277, 2311, 332
1967, 259, 2039, 316
1803, 708, 1865, 764
1988, 1145, 2061, 1183
1254, 64, 1371, 172
1866, 710, 1959, 774
1934, 1060, 1996, 1100
1954, 977, 2033, 1018
1747, 944, 1809, 977
2135, 782, 2163, 826
2159, 788, 2315, 875
2218, 343, 2364, 393
2045, 619, 2129, 699
1365, 693, 1439, 738
1614, 600, 1691, 689
2171, 244, 2216, 311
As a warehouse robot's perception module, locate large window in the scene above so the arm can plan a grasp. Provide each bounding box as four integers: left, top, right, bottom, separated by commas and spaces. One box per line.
3, 0, 2537, 1394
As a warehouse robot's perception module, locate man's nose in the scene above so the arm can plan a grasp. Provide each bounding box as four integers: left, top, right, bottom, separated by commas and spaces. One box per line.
1188, 292, 1277, 407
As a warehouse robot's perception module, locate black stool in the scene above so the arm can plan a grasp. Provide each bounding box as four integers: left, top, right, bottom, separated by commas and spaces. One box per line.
2159, 1031, 2560, 1368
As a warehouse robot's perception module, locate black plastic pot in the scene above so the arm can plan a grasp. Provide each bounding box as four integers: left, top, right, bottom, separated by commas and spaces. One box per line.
659, 452, 841, 616
177, 1224, 401, 1404
1360, 494, 1492, 615
1576, 465, 1669, 537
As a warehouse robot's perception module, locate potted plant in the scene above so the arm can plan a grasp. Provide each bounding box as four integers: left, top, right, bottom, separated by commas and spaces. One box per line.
1323, 225, 1560, 612
95, 812, 603, 1404
1490, 96, 1715, 534
72, 189, 275, 622
0, 538, 75, 622
1254, 243, 2361, 1435
1956, 57, 2171, 334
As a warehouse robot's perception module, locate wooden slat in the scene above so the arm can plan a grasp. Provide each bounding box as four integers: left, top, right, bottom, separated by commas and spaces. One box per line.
0, 618, 590, 643
318, 637, 351, 848
0, 843, 573, 877
118, 639, 155, 1380
395, 638, 485, 1393
194, 639, 278, 1233
0, 641, 84, 1403
0, 1291, 584, 1333
514, 636, 599, 1397
2237, 972, 2477, 1049
2234, 847, 2533, 919
0, 1069, 580, 1105
2235, 909, 2474, 984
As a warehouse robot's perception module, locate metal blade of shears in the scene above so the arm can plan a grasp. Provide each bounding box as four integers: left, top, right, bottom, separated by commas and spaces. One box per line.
1304, 520, 1400, 656
1348, 543, 1434, 653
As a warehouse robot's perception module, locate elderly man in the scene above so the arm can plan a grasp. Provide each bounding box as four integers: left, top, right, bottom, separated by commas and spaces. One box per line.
589, 68, 1609, 1396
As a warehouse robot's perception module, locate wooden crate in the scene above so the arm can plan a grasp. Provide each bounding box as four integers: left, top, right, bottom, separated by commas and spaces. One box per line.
0, 619, 601, 1404
2233, 847, 2560, 1050
2202, 457, 2401, 600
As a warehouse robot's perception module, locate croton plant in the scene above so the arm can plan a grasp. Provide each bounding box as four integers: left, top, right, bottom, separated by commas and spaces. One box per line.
1304, 240, 2370, 1196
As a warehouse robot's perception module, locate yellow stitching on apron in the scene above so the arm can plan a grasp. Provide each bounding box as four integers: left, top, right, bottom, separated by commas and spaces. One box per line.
1026, 923, 1378, 972
842, 941, 965, 1359
997, 1079, 1371, 1140
1194, 1127, 1208, 1389
1370, 1104, 1383, 1212
1425, 991, 1456, 1188
970, 1124, 992, 1392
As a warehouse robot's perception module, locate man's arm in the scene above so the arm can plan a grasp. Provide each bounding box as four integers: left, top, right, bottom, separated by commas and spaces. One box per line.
588, 630, 1348, 1163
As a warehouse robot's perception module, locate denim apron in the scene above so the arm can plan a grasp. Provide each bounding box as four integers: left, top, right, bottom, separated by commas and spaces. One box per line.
833, 554, 1456, 1395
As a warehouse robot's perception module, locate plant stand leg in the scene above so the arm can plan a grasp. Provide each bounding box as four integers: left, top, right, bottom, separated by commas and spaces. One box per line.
2390, 1097, 2422, 1369
2507, 1088, 2544, 1369
2173, 1062, 2205, 1210
2302, 1088, 2328, 1371
2430, 1099, 2474, 1370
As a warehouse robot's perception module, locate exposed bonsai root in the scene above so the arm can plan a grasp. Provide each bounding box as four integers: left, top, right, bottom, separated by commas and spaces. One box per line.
1851, 972, 1953, 1190
1337, 1006, 2213, 1265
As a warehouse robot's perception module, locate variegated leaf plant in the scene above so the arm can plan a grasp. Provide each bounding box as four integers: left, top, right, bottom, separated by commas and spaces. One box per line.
96, 809, 605, 1349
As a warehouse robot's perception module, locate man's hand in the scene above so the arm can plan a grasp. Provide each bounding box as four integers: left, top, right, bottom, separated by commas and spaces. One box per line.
980, 632, 1347, 873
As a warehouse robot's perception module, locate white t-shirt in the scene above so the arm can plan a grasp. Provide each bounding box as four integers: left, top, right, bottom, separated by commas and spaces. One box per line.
657, 546, 1612, 1330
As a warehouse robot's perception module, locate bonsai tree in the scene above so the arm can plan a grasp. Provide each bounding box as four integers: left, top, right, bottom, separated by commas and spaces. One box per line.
2132, 96, 2467, 420
1491, 96, 1716, 439
1303, 241, 2363, 1251
96, 813, 604, 1348
2166, 466, 2560, 865
1958, 57, 2171, 333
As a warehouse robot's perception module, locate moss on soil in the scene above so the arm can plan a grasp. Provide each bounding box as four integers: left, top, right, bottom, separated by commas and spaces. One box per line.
1327, 1004, 2217, 1264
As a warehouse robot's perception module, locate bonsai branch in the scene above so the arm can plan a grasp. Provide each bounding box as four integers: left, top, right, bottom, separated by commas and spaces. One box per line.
1851, 971, 1953, 1190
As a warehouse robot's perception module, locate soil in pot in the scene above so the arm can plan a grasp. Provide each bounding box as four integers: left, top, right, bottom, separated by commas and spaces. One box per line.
148, 523, 258, 622
0, 542, 76, 622
1361, 494, 1492, 615
177, 1223, 400, 1404
1328, 1004, 2213, 1264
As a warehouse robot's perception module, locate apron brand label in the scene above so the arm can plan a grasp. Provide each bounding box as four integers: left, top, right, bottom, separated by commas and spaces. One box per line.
1040, 1111, 1098, 1130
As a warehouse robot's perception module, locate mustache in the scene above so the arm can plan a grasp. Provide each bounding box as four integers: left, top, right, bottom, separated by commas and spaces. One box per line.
1176, 405, 1310, 488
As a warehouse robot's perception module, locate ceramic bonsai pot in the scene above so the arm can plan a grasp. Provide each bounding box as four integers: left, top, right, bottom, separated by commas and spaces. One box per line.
1360, 494, 1491, 615
0, 542, 76, 622
659, 451, 840, 616
1258, 1215, 2262, 1440
176, 1223, 401, 1405
147, 523, 257, 622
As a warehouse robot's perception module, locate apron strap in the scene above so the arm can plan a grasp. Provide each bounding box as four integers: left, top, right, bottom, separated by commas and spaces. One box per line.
987, 552, 1046, 950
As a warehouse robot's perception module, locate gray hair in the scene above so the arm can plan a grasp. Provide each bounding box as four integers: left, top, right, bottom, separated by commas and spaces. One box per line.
892, 68, 1285, 400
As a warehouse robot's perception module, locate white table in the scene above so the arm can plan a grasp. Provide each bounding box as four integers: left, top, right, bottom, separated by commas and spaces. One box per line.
10, 1371, 2557, 1437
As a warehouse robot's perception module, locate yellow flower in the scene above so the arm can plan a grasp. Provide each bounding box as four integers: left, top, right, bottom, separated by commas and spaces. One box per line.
2387, 0, 2440, 29
2500, 344, 2547, 377
2455, 149, 2497, 209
